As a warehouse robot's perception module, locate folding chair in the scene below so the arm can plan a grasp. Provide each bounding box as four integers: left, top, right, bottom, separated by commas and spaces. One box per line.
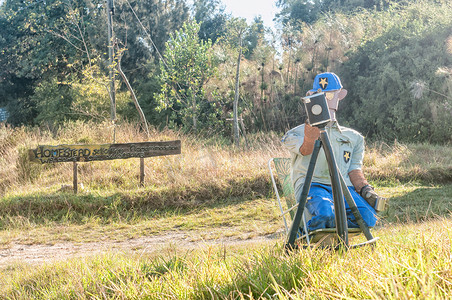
268, 157, 368, 247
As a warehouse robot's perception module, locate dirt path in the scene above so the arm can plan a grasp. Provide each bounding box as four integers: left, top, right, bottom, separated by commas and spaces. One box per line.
0, 231, 284, 267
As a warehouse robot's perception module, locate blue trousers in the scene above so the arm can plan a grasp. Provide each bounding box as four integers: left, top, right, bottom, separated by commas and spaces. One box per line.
305, 183, 377, 232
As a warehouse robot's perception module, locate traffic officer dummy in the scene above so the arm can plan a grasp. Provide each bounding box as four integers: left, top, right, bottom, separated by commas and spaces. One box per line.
282, 72, 381, 232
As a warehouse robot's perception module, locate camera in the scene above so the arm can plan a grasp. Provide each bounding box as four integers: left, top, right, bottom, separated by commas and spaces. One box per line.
302, 92, 331, 127
375, 196, 388, 212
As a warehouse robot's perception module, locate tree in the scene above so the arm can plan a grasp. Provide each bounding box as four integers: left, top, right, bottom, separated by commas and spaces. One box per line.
242, 16, 266, 59
275, 0, 323, 27
112, 0, 189, 83
275, 0, 406, 29
0, 0, 190, 126
224, 17, 248, 146
192, 0, 228, 43
0, 0, 106, 125
155, 20, 216, 131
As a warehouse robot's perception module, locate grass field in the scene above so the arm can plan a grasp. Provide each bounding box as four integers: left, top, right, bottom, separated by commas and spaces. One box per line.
0, 121, 451, 298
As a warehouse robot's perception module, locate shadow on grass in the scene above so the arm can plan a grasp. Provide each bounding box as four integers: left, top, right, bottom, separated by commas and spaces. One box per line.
380, 184, 452, 225
0, 175, 271, 229
3, 175, 451, 230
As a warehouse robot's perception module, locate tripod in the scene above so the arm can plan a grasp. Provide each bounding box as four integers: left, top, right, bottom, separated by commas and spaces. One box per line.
285, 127, 378, 250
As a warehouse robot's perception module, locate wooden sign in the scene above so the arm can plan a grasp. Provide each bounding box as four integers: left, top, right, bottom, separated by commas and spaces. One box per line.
29, 140, 181, 164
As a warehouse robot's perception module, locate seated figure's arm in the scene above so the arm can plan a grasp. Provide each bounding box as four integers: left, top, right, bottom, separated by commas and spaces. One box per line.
348, 140, 387, 212
348, 134, 367, 193
349, 169, 369, 194
350, 169, 381, 210
281, 123, 320, 156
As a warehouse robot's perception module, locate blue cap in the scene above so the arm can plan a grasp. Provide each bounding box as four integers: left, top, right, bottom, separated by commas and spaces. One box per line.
309, 72, 343, 92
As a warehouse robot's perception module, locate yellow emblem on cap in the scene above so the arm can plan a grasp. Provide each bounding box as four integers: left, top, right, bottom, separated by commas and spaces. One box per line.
319, 77, 328, 89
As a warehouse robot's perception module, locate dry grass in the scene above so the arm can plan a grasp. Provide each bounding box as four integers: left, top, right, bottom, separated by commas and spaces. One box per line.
2, 123, 451, 194
0, 121, 287, 244
364, 141, 452, 183
1, 121, 451, 208
0, 121, 451, 234
0, 121, 285, 199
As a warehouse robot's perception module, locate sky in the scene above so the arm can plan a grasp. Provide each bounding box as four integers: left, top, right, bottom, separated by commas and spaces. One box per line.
221, 0, 279, 30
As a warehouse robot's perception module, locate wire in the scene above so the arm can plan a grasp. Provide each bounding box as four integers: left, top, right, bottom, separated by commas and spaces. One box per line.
123, 0, 190, 109
124, 0, 169, 70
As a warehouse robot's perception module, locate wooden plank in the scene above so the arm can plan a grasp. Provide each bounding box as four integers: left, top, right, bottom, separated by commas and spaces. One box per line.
28, 140, 181, 164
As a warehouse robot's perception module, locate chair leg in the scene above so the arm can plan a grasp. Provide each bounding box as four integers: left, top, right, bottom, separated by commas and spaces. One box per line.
268, 158, 289, 234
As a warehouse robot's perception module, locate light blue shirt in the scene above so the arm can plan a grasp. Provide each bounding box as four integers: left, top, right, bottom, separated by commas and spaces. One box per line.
281, 121, 365, 198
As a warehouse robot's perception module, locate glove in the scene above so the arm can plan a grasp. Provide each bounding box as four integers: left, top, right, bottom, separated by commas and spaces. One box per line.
299, 123, 320, 156
360, 185, 387, 212
304, 122, 320, 141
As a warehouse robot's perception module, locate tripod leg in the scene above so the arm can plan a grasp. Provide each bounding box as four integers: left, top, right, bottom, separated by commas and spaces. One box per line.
320, 130, 349, 247
338, 174, 375, 241
285, 140, 322, 250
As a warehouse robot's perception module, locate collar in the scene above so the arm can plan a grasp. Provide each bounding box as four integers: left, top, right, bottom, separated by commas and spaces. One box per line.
326, 120, 342, 133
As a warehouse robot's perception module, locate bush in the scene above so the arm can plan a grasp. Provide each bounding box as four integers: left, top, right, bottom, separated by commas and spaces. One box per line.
339, 1, 452, 144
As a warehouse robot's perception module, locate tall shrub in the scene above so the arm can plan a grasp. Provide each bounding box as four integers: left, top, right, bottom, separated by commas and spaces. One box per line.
339, 1, 452, 143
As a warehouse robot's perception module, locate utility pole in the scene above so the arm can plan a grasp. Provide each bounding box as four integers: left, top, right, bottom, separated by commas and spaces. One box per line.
107, 0, 116, 142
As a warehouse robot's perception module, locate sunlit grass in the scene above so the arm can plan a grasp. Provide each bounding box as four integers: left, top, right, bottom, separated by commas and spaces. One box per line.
1, 218, 451, 299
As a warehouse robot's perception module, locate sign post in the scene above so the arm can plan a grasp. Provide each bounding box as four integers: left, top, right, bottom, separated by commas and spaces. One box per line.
140, 157, 145, 186
73, 161, 78, 194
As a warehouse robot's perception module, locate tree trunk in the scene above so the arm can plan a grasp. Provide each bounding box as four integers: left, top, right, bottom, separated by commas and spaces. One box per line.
106, 0, 116, 142
233, 38, 242, 147
260, 63, 265, 101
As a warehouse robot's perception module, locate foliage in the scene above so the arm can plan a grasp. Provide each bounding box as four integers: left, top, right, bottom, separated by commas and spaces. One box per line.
269, 0, 452, 143
192, 0, 228, 43
0, 0, 105, 125
0, 0, 189, 126
33, 79, 77, 125
242, 16, 266, 59
339, 1, 452, 143
1, 0, 451, 144
155, 20, 219, 131
134, 68, 168, 127
112, 0, 189, 84
31, 70, 136, 126
275, 0, 409, 27
276, 0, 324, 26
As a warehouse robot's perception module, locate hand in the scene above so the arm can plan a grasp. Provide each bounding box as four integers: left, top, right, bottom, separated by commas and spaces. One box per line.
360, 185, 388, 212
360, 185, 378, 206
299, 123, 320, 155
304, 122, 320, 142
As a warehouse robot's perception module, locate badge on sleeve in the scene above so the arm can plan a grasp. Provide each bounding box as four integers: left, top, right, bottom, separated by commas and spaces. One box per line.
343, 151, 351, 163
